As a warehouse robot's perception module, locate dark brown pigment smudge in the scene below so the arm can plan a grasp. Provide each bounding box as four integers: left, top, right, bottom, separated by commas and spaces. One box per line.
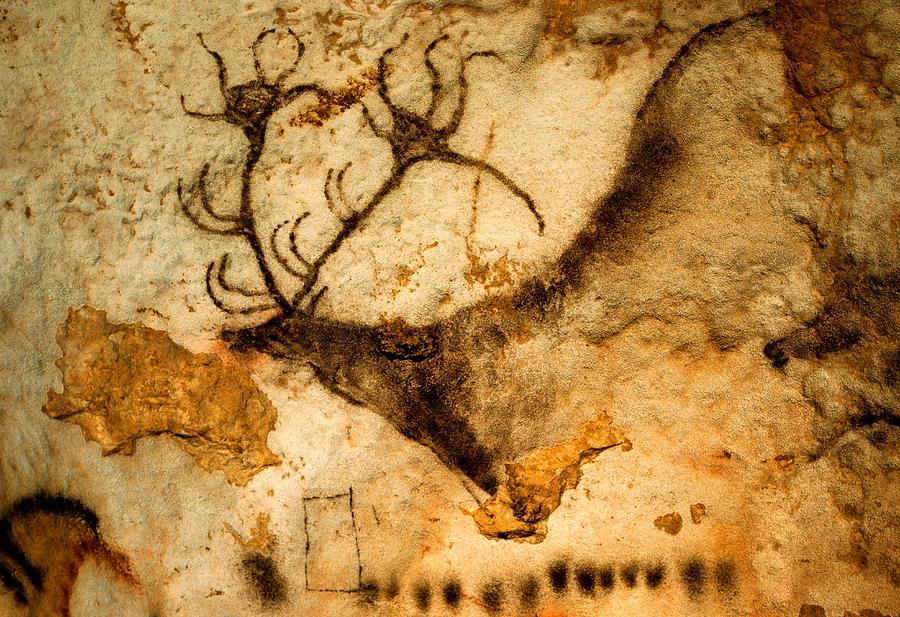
548, 559, 569, 593
620, 562, 638, 588
480, 580, 504, 613
240, 551, 288, 606
645, 563, 666, 589
575, 565, 595, 594
680, 558, 706, 598
413, 580, 431, 610
518, 574, 540, 609
442, 579, 461, 608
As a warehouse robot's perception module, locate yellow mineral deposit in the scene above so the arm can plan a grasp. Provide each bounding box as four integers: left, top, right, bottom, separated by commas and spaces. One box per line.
225, 513, 278, 555
43, 307, 279, 485
472, 411, 629, 542
653, 511, 683, 535
690, 502, 708, 524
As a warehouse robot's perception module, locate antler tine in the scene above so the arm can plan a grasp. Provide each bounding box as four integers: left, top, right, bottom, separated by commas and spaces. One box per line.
196, 33, 229, 98
197, 163, 243, 225
300, 285, 328, 316
424, 34, 450, 119
376, 33, 410, 111
288, 212, 313, 269
443, 151, 544, 234
177, 166, 245, 236
178, 178, 231, 236
465, 50, 500, 62
360, 104, 390, 140
216, 253, 271, 297
205, 256, 279, 315
443, 50, 501, 136
252, 28, 277, 81
180, 94, 227, 120
270, 218, 311, 279
324, 163, 353, 220
285, 29, 305, 74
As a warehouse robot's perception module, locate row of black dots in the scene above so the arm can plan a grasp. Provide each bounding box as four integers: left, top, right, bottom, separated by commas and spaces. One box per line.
358, 556, 737, 612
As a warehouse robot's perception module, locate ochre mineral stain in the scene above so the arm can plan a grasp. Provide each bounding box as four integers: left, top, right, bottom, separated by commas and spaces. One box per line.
43, 307, 279, 485
654, 511, 683, 535
472, 411, 628, 542
225, 513, 277, 554
690, 503, 707, 524
289, 69, 376, 128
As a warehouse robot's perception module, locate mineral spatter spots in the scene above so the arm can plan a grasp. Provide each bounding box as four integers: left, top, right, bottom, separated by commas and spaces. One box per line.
240, 552, 288, 607
375, 317, 438, 361
110, 0, 145, 58
690, 503, 708, 524
226, 513, 277, 555
289, 70, 376, 128
543, 0, 601, 39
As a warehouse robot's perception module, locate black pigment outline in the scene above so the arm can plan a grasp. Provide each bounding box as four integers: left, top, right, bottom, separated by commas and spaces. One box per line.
291, 34, 545, 304
301, 489, 362, 593
206, 10, 774, 495
0, 493, 122, 609
178, 28, 327, 314
180, 30, 542, 317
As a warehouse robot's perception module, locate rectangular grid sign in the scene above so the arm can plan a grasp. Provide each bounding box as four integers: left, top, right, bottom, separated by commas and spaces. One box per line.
303, 491, 361, 592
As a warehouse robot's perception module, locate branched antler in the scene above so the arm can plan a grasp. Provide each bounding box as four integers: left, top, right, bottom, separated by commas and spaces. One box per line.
179, 30, 541, 318
282, 34, 545, 310
178, 28, 329, 316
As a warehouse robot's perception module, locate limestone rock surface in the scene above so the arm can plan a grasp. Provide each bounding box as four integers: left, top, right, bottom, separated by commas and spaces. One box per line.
0, 1, 898, 616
